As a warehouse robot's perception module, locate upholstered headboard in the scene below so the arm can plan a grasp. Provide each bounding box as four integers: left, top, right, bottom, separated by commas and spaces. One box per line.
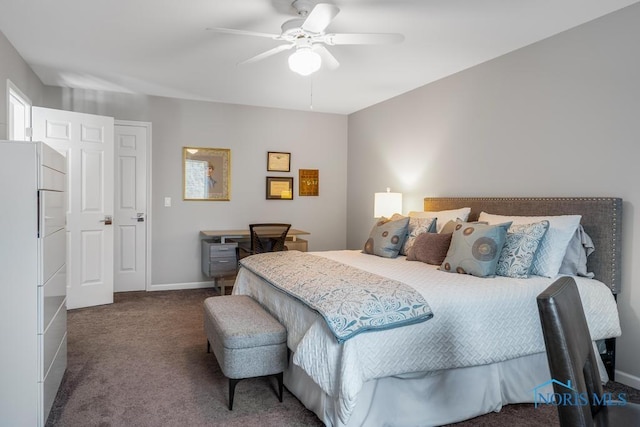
423, 197, 623, 293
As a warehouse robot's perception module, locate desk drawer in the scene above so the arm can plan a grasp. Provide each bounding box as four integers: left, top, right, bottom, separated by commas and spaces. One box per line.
207, 242, 237, 257
208, 256, 237, 277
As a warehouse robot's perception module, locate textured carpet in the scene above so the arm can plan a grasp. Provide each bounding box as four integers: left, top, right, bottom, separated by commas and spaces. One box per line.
46, 289, 639, 427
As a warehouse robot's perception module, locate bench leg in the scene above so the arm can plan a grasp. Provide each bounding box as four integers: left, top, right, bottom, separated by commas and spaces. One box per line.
229, 378, 240, 410
227, 374, 282, 410
276, 372, 283, 402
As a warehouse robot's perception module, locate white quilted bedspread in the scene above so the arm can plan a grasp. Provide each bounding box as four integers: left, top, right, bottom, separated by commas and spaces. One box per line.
232, 250, 621, 425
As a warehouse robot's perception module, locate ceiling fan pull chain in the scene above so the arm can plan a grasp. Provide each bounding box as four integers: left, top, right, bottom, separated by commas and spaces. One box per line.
309, 77, 313, 110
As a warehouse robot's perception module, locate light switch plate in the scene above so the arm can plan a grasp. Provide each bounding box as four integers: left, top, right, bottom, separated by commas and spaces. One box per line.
164, 197, 171, 207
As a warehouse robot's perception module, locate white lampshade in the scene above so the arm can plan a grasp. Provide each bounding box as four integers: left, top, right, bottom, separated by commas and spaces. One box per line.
288, 47, 321, 76
374, 188, 402, 218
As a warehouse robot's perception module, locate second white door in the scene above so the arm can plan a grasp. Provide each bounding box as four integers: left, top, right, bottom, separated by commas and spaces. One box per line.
114, 122, 149, 292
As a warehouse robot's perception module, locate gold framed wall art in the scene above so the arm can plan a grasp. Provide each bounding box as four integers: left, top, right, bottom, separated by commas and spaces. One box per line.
183, 147, 231, 201
299, 169, 319, 196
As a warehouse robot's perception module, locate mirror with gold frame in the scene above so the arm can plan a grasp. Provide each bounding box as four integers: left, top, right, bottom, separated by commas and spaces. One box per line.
183, 147, 231, 201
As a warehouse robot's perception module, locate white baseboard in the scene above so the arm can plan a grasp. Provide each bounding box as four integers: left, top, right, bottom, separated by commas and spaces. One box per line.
147, 280, 224, 292
615, 370, 640, 390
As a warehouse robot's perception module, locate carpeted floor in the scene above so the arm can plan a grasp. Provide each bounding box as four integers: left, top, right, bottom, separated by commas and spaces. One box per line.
46, 289, 639, 427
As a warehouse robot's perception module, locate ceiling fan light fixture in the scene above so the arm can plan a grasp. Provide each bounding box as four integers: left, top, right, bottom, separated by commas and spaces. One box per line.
288, 46, 321, 76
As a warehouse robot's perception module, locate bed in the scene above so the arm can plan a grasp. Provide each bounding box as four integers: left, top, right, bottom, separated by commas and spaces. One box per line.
232, 197, 623, 427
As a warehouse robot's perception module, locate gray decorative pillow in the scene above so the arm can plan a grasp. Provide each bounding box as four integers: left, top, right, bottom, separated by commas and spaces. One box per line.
558, 225, 595, 278
439, 219, 461, 235
440, 221, 511, 277
401, 217, 436, 256
363, 216, 410, 258
406, 232, 452, 265
496, 221, 549, 278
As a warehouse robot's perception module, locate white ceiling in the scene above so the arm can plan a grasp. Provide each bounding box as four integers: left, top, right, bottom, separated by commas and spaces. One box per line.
0, 0, 637, 115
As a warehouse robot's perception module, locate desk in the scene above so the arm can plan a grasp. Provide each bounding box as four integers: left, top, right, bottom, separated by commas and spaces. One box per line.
200, 228, 310, 245
200, 228, 310, 295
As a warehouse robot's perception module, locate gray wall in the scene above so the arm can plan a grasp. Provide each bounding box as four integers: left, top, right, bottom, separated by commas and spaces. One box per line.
347, 3, 640, 386
0, 31, 45, 139
39, 88, 348, 287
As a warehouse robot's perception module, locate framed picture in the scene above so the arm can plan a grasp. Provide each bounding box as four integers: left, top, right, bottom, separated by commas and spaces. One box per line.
266, 176, 294, 200
183, 147, 231, 201
299, 169, 319, 196
267, 151, 291, 172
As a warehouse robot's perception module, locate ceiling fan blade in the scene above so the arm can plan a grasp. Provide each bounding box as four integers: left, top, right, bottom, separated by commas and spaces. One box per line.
206, 27, 281, 40
239, 44, 294, 65
312, 45, 339, 70
324, 33, 404, 45
301, 3, 340, 34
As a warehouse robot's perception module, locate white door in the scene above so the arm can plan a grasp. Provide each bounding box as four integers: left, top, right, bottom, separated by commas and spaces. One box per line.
114, 122, 149, 292
32, 107, 114, 309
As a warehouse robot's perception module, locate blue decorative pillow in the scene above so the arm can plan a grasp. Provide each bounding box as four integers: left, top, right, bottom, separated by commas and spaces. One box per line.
363, 217, 410, 258
496, 221, 549, 278
401, 216, 437, 256
440, 221, 512, 277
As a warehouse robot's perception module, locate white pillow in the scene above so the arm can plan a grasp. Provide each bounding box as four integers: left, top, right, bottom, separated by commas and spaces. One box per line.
409, 207, 471, 233
478, 212, 581, 278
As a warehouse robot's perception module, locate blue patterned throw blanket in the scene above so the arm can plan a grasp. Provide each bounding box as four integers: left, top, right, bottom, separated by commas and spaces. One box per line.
239, 251, 434, 343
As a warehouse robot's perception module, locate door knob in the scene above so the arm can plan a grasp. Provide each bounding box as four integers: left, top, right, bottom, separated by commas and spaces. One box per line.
100, 215, 113, 225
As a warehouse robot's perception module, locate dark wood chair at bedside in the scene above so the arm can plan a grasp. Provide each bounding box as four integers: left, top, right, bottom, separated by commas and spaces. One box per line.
238, 223, 291, 259
536, 276, 640, 427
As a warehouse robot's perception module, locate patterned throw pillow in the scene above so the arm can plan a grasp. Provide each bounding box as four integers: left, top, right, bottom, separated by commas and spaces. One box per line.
363, 216, 410, 258
406, 232, 453, 265
400, 217, 437, 256
440, 221, 512, 277
495, 221, 550, 278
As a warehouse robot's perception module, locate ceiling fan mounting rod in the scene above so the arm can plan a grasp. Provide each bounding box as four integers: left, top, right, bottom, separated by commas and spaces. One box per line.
292, 0, 312, 17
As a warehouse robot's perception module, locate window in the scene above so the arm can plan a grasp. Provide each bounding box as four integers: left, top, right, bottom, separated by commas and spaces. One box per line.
7, 80, 31, 141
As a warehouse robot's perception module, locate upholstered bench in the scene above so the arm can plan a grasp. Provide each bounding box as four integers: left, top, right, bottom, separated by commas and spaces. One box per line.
203, 295, 287, 410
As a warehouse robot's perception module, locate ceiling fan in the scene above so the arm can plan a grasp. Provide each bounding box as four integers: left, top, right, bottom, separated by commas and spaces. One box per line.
207, 0, 404, 76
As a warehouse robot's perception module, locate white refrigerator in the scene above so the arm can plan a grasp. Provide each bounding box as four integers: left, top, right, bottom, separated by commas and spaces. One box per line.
0, 140, 67, 426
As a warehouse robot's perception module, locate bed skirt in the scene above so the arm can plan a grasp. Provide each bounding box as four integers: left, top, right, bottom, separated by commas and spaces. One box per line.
285, 352, 554, 427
